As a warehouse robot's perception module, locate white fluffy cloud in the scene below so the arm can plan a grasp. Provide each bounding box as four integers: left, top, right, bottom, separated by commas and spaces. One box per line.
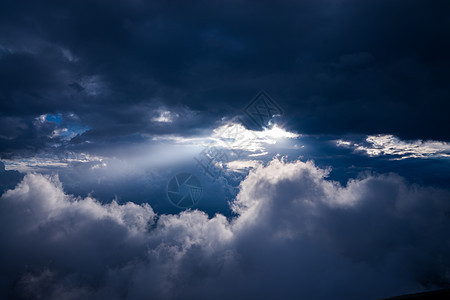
1, 159, 450, 299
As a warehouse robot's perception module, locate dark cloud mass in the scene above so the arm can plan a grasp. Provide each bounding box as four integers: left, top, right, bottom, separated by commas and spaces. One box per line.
1, 0, 450, 299
1, 0, 449, 150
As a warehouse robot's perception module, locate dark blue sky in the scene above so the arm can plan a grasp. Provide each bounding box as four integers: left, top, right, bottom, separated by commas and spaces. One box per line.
1, 1, 450, 299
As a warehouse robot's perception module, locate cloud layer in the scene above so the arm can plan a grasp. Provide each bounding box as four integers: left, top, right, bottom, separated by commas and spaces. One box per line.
337, 135, 450, 159
1, 158, 450, 299
1, 0, 450, 161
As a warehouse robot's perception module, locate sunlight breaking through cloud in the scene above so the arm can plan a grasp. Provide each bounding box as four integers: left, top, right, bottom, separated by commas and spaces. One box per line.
212, 122, 300, 154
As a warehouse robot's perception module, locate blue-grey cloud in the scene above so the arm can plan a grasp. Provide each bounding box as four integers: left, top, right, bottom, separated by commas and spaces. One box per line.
1, 158, 450, 299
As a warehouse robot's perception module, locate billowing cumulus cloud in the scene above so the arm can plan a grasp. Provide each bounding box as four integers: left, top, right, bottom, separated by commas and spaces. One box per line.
1, 158, 450, 299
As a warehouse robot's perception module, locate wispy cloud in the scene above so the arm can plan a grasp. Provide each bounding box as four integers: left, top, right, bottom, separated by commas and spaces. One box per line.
3, 153, 105, 172
337, 135, 450, 159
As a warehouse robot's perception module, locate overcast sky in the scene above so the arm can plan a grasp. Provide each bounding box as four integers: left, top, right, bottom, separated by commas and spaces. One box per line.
1, 0, 450, 299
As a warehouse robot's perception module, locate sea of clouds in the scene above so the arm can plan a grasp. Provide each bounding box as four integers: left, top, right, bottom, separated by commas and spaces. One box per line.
1, 158, 450, 299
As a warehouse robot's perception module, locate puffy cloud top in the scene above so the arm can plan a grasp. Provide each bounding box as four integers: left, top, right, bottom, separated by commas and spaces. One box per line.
1, 158, 450, 299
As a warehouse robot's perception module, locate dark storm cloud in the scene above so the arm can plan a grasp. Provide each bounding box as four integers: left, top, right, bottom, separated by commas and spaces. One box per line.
1, 0, 450, 159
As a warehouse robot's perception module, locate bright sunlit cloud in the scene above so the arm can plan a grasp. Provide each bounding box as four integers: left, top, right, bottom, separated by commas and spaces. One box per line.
337, 135, 450, 159
211, 122, 300, 154
150, 122, 300, 156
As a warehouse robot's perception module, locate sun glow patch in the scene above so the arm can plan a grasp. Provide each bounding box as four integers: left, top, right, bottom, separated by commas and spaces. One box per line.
211, 122, 300, 153
148, 122, 300, 157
